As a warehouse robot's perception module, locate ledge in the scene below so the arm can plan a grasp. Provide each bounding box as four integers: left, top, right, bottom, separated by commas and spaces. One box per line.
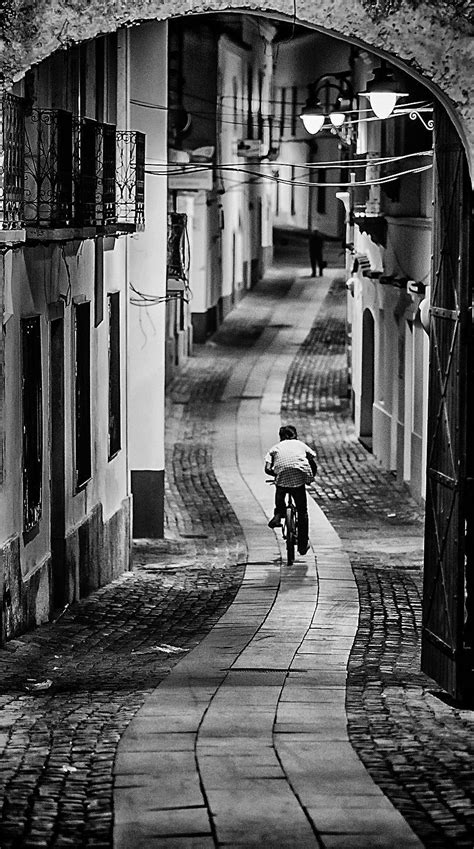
24, 223, 140, 243
0, 229, 26, 244
26, 226, 97, 242
385, 215, 432, 231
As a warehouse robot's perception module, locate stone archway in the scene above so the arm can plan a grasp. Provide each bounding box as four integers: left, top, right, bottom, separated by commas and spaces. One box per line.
2, 0, 473, 695
1, 1, 473, 177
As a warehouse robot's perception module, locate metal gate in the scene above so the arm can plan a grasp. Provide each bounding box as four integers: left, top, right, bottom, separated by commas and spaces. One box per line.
421, 105, 473, 701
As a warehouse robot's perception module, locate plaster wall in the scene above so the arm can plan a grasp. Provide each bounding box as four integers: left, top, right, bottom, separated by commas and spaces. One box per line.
273, 33, 350, 237
102, 237, 130, 520
275, 144, 309, 231
189, 192, 210, 315
384, 217, 432, 283
0, 236, 129, 571
351, 258, 430, 500
128, 20, 168, 473
0, 28, 138, 637
218, 35, 248, 302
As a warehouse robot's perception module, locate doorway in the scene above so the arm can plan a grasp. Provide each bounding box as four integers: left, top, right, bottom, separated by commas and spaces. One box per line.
360, 308, 374, 452
49, 317, 67, 611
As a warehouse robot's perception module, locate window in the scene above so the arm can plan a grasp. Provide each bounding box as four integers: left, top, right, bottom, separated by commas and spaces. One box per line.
280, 88, 287, 138
290, 165, 296, 216
94, 237, 104, 327
317, 168, 327, 214
233, 76, 238, 122
291, 86, 298, 137
22, 317, 42, 533
74, 301, 91, 488
257, 71, 264, 141
247, 66, 253, 139
108, 292, 121, 459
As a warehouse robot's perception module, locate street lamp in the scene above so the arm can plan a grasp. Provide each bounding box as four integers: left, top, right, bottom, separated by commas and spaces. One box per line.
300, 102, 325, 135
300, 73, 354, 135
359, 62, 408, 119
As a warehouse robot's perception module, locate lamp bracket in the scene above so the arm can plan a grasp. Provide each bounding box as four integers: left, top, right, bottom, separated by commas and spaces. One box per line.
408, 110, 434, 131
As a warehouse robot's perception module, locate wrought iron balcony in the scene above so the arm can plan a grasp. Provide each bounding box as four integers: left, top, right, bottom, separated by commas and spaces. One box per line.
0, 93, 25, 234
23, 107, 145, 233
24, 108, 74, 227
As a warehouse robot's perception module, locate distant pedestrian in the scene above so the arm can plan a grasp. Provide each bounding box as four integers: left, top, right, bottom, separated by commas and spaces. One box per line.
309, 228, 325, 277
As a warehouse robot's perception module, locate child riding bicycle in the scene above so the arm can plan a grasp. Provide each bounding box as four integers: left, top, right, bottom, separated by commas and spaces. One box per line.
264, 425, 317, 555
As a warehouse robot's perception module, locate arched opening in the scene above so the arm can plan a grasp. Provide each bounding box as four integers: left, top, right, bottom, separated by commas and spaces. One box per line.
360, 308, 375, 450
0, 0, 472, 695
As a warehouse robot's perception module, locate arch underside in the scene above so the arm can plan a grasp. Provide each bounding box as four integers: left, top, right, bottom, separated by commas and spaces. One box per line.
1, 0, 473, 176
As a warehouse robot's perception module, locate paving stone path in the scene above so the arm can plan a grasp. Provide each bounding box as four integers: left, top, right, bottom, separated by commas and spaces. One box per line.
280, 268, 474, 849
2, 252, 474, 847
0, 355, 250, 845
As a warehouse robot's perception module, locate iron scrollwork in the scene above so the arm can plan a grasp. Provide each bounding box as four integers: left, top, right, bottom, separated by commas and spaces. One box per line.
1, 93, 25, 230
116, 130, 145, 229
24, 107, 73, 227
4, 96, 145, 233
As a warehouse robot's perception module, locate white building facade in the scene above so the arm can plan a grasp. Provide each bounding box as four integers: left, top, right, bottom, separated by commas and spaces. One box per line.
0, 22, 169, 638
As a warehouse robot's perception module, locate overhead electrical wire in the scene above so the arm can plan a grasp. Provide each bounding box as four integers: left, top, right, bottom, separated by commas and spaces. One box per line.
148, 161, 433, 188
131, 96, 433, 134
129, 282, 190, 307
157, 149, 433, 173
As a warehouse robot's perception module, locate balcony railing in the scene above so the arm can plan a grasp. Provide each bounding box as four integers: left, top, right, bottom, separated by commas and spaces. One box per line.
116, 130, 145, 230
24, 108, 74, 227
19, 104, 145, 233
1, 93, 25, 231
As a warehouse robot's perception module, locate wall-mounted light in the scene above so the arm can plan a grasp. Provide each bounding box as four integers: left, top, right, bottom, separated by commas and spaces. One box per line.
300, 73, 354, 135
359, 63, 408, 119
329, 94, 353, 128
300, 101, 325, 135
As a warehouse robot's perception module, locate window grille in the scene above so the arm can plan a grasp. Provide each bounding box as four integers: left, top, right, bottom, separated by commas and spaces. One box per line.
22, 317, 42, 531
4, 94, 145, 233
102, 123, 117, 225
24, 108, 73, 227
73, 117, 101, 226
1, 93, 25, 230
116, 130, 145, 229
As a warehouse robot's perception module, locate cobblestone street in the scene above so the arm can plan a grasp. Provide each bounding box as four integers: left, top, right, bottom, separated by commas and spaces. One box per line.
2, 250, 474, 847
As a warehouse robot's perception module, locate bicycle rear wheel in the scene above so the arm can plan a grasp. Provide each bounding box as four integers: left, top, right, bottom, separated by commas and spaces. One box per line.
286, 506, 296, 565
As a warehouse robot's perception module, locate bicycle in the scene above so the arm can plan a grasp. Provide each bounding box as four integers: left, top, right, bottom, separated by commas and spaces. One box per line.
267, 481, 298, 566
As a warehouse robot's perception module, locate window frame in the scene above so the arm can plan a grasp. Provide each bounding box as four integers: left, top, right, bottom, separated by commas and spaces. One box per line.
21, 315, 43, 537
107, 291, 121, 460
74, 300, 92, 490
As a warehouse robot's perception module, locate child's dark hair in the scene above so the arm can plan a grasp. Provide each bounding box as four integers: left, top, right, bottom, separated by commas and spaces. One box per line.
279, 424, 297, 440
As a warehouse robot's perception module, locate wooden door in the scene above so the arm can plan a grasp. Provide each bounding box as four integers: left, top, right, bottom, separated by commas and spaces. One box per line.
421, 105, 473, 700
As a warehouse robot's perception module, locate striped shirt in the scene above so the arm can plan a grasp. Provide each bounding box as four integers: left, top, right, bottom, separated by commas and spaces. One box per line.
265, 439, 316, 488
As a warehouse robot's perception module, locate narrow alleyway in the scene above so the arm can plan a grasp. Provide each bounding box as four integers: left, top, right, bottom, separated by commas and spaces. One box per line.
1, 249, 474, 848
